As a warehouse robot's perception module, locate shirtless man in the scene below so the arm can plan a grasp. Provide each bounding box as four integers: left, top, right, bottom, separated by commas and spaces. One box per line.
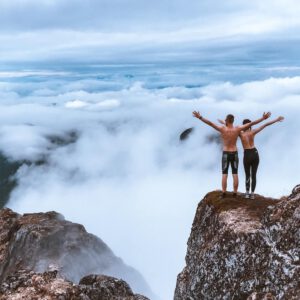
192, 111, 271, 197
239, 116, 284, 199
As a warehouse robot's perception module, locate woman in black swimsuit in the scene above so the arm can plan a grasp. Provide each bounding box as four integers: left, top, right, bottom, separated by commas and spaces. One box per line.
239, 116, 284, 199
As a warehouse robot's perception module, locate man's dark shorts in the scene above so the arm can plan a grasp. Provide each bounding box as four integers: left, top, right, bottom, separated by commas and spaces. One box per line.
222, 151, 239, 174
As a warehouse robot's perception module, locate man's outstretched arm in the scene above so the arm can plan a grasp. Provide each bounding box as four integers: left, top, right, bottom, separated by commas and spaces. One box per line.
253, 116, 284, 135
193, 111, 222, 132
239, 112, 271, 131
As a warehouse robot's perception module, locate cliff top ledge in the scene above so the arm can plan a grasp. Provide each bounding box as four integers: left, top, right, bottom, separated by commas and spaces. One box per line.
202, 191, 278, 233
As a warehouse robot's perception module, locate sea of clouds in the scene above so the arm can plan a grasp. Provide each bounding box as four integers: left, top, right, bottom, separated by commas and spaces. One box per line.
0, 69, 299, 299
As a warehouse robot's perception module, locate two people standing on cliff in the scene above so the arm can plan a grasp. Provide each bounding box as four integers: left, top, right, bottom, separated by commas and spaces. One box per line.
192, 111, 284, 199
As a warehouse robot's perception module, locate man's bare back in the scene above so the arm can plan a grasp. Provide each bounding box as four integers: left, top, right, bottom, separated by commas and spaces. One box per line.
220, 126, 242, 151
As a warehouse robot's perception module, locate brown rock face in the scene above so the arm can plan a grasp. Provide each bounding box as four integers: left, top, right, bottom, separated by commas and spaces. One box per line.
175, 187, 300, 300
0, 269, 149, 299
0, 209, 152, 298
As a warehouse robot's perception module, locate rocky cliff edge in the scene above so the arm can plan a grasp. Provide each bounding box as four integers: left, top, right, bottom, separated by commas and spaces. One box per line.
175, 186, 300, 300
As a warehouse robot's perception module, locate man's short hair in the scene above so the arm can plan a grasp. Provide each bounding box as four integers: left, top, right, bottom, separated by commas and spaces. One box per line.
226, 114, 234, 124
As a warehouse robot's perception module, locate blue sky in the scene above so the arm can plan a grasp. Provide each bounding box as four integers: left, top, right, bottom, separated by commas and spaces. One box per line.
1, 0, 300, 64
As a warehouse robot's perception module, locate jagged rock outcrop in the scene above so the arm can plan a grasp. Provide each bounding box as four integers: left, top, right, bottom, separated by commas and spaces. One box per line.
179, 128, 221, 147
175, 187, 300, 300
0, 208, 152, 298
0, 153, 21, 208
180, 128, 194, 141
0, 269, 148, 299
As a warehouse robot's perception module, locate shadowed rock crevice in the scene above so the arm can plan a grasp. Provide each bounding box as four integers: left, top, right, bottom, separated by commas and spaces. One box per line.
175, 188, 300, 300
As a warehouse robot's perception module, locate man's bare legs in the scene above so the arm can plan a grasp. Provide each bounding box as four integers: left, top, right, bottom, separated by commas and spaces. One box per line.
233, 174, 239, 193
222, 174, 238, 195
222, 174, 228, 193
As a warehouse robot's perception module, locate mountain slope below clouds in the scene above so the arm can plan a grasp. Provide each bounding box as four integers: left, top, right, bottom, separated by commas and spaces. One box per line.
0, 208, 153, 299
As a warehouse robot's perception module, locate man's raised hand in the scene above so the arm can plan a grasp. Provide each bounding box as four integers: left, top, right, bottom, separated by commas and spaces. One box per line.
193, 111, 202, 119
218, 119, 225, 125
263, 112, 271, 119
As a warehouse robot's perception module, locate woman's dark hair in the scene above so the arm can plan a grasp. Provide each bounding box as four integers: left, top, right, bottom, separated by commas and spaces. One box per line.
243, 119, 252, 130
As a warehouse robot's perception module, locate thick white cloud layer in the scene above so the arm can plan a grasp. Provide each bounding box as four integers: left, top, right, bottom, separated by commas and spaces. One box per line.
1, 73, 299, 299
